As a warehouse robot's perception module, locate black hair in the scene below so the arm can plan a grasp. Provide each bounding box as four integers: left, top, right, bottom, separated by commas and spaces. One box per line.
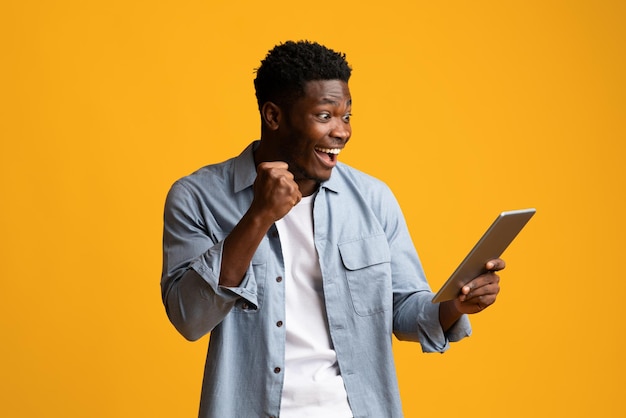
253, 40, 352, 110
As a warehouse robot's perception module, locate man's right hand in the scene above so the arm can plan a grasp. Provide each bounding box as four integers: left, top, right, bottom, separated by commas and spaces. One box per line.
251, 162, 302, 223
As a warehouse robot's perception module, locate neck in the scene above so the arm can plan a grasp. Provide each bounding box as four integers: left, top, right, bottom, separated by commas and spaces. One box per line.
297, 180, 319, 197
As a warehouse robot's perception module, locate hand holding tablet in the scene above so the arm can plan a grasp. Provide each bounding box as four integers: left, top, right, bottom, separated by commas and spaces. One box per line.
431, 208, 536, 303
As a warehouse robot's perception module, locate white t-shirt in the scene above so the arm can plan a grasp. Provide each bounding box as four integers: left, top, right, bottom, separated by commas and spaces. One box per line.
275, 194, 353, 418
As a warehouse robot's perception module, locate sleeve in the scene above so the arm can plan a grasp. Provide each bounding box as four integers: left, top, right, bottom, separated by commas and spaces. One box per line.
377, 186, 472, 352
160, 181, 258, 341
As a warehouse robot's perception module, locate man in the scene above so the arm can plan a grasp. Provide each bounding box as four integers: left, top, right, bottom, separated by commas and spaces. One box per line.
161, 40, 502, 417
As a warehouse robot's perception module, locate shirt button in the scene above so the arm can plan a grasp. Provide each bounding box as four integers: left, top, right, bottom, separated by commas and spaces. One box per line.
276, 276, 283, 283
276, 321, 283, 327
274, 367, 281, 374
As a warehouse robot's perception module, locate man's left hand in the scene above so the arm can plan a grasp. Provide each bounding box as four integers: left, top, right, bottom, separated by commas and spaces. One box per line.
454, 258, 504, 314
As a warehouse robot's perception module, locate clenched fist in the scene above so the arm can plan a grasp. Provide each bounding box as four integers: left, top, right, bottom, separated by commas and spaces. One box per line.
251, 162, 302, 223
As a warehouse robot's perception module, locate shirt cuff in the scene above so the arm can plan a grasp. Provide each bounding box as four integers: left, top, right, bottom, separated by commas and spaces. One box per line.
190, 241, 259, 309
416, 297, 472, 353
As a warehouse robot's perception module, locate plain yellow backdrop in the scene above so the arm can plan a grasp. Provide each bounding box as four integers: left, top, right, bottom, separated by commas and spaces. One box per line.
1, 0, 624, 416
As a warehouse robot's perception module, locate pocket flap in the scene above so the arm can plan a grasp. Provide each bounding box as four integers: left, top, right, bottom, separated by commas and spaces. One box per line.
338, 234, 391, 271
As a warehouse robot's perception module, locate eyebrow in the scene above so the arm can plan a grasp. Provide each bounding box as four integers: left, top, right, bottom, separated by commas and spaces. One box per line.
319, 98, 352, 106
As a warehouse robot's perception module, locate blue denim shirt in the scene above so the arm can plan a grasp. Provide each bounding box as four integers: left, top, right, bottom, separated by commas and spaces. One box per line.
161, 142, 471, 417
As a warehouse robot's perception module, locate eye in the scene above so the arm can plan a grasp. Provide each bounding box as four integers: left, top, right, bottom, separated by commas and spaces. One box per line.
342, 113, 352, 123
317, 112, 331, 121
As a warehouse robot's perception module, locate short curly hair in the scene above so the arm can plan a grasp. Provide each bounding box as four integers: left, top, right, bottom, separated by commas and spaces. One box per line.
253, 40, 352, 111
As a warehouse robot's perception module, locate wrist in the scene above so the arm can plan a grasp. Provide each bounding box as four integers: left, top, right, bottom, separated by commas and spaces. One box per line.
439, 300, 463, 332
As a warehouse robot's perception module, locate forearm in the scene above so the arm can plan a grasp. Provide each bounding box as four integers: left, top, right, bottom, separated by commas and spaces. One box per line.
439, 300, 463, 332
219, 208, 273, 287
164, 210, 273, 339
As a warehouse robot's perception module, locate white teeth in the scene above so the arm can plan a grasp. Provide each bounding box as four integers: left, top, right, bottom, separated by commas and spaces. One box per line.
315, 147, 341, 155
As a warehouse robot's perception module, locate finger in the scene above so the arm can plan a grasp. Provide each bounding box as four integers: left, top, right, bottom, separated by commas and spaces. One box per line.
458, 287, 497, 311
464, 282, 500, 301
475, 295, 489, 311
473, 294, 496, 310
486, 258, 506, 271
456, 291, 497, 314
257, 161, 289, 171
292, 192, 303, 207
463, 274, 500, 299
464, 271, 499, 292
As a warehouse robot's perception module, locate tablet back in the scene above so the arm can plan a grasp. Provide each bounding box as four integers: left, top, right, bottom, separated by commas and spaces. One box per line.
431, 208, 536, 303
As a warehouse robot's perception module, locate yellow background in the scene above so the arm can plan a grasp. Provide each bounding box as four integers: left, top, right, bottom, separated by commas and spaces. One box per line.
2, 1, 624, 416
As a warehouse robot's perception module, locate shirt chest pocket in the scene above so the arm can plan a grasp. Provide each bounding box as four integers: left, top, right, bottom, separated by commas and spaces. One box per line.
338, 234, 392, 316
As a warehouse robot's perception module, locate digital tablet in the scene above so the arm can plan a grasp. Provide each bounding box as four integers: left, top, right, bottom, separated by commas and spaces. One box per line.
431, 208, 536, 303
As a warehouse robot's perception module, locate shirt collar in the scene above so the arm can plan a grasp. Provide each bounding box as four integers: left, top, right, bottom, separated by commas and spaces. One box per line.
233, 141, 259, 193
320, 164, 343, 194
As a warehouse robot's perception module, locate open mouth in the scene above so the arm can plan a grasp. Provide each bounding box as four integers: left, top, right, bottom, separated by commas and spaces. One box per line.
314, 146, 342, 164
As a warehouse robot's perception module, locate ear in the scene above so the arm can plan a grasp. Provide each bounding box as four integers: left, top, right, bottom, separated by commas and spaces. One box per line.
261, 102, 282, 131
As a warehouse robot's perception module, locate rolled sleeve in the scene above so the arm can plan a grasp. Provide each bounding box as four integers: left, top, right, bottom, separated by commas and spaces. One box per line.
190, 241, 259, 309
393, 291, 472, 353
416, 299, 472, 353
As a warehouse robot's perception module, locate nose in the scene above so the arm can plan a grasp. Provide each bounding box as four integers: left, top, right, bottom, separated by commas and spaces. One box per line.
330, 119, 351, 142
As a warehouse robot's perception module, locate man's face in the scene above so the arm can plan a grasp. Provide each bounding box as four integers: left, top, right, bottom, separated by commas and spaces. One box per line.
277, 79, 352, 187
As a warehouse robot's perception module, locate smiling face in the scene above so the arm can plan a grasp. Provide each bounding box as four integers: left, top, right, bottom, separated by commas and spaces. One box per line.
259, 79, 352, 195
